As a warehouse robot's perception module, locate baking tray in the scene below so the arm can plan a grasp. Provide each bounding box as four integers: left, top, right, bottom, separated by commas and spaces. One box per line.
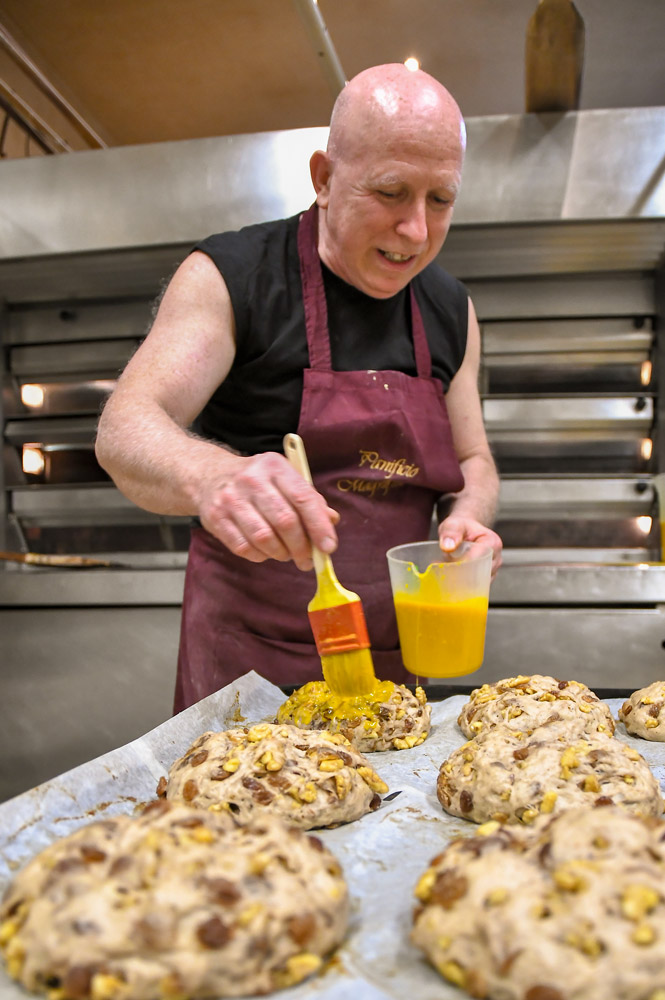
1, 673, 664, 1000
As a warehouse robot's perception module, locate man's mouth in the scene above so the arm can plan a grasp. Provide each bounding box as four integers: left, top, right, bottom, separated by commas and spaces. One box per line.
380, 250, 414, 263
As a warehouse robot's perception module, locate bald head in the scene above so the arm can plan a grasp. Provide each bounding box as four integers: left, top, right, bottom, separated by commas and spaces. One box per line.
310, 63, 466, 298
327, 63, 466, 164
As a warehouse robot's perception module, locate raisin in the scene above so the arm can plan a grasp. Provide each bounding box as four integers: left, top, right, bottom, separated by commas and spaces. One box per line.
459, 790, 474, 813
266, 773, 291, 790
210, 767, 232, 781
525, 987, 565, 1000
513, 747, 530, 761
196, 915, 232, 949
156, 777, 167, 798
62, 966, 94, 998
80, 846, 106, 863
430, 870, 468, 908
142, 799, 170, 817
307, 835, 325, 852
188, 750, 209, 766
204, 878, 241, 905
241, 776, 274, 804
286, 913, 316, 945
182, 779, 198, 802
595, 796, 614, 806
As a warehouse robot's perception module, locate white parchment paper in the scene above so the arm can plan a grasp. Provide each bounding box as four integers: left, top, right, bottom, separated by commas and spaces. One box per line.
0, 673, 664, 1000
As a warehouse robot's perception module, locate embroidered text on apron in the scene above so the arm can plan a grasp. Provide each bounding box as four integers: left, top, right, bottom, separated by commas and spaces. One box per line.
174, 204, 464, 712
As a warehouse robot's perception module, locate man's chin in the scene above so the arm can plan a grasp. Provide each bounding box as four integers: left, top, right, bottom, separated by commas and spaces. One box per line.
360, 269, 417, 299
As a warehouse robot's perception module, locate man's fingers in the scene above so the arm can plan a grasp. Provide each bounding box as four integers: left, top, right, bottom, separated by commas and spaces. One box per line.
272, 465, 339, 555
199, 452, 337, 568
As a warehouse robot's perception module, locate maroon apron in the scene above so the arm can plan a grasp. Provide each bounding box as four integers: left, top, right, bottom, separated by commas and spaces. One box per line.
174, 205, 464, 712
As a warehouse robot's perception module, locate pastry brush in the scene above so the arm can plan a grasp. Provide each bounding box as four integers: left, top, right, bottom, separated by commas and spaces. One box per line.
283, 433, 378, 697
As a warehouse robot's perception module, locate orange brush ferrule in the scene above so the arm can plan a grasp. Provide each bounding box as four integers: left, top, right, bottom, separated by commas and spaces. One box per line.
308, 601, 371, 656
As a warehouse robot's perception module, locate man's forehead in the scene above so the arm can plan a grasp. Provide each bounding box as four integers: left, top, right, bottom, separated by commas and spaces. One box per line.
368, 165, 461, 188
365, 164, 462, 197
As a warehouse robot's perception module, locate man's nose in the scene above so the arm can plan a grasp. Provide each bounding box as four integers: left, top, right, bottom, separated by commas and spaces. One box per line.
395, 200, 428, 244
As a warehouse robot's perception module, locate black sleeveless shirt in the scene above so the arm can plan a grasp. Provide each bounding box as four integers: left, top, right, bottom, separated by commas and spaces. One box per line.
193, 213, 468, 455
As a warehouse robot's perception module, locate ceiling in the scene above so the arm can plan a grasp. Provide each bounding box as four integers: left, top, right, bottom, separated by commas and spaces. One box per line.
0, 0, 664, 156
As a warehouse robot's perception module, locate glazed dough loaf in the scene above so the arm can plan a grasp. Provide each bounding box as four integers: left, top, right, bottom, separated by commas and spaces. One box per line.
458, 674, 615, 739
160, 722, 388, 829
412, 805, 665, 1000
437, 719, 663, 825
619, 681, 665, 740
276, 680, 430, 752
0, 800, 349, 1000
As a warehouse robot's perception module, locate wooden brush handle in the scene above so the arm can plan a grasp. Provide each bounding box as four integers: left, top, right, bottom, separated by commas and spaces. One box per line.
283, 433, 328, 576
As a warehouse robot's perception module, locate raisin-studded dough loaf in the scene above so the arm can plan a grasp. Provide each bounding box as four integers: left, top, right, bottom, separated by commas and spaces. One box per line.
457, 674, 615, 739
0, 800, 349, 1000
159, 722, 388, 829
276, 680, 430, 752
437, 718, 663, 825
412, 805, 665, 1000
619, 681, 665, 740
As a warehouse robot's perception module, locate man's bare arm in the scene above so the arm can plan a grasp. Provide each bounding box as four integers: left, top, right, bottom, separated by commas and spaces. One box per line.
438, 297, 503, 574
95, 252, 338, 569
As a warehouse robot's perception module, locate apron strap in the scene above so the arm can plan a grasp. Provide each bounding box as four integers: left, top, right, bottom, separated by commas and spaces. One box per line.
409, 285, 432, 378
297, 204, 332, 369
297, 202, 434, 379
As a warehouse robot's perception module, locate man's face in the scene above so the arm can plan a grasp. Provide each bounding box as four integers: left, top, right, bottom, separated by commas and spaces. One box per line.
314, 128, 463, 299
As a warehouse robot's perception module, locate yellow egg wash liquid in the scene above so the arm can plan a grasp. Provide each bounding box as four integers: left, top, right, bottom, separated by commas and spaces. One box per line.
393, 567, 488, 678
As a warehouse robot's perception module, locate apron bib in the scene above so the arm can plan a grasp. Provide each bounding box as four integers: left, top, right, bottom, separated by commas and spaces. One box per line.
174, 205, 463, 712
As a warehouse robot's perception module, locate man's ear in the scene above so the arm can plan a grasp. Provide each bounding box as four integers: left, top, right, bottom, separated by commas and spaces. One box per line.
310, 150, 332, 207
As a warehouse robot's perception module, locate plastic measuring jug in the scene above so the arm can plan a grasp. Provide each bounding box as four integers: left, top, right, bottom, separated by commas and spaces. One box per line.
386, 540, 492, 678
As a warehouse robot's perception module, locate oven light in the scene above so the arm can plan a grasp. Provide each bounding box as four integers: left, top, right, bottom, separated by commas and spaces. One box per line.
404, 57, 420, 72
22, 446, 45, 475
641, 438, 653, 461
641, 361, 653, 386
636, 516, 653, 535
20, 383, 45, 407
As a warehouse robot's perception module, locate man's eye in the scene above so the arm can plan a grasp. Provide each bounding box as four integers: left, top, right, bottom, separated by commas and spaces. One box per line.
377, 190, 398, 198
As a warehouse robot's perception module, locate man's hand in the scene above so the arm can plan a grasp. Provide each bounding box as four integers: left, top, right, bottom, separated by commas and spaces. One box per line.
438, 514, 503, 580
197, 451, 339, 571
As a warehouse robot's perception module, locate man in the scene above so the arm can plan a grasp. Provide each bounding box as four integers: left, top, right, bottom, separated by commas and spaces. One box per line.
95, 63, 502, 711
